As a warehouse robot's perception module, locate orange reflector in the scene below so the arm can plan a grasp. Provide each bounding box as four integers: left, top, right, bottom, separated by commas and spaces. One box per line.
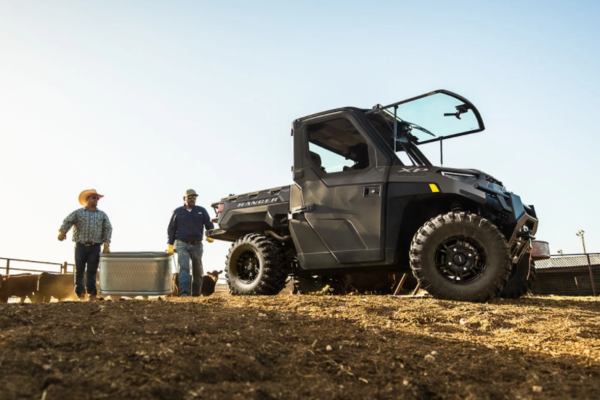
429, 184, 439, 193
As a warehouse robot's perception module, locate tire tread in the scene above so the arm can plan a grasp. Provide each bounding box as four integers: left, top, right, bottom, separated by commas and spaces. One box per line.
409, 211, 511, 302
226, 234, 289, 296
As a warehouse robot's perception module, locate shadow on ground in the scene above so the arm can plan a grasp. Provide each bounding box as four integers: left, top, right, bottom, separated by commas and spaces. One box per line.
0, 295, 598, 400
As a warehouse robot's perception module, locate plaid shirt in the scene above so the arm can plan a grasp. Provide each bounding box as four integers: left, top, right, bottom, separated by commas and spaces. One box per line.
60, 208, 112, 244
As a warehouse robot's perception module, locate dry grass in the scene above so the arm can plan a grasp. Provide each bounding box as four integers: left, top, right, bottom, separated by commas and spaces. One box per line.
0, 294, 598, 399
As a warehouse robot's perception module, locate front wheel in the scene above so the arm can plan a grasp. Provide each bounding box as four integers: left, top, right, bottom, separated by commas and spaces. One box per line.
410, 212, 512, 302
226, 234, 288, 295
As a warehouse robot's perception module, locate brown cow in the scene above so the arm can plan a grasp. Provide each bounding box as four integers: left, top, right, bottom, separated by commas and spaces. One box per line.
0, 274, 40, 303
37, 273, 78, 303
170, 270, 223, 297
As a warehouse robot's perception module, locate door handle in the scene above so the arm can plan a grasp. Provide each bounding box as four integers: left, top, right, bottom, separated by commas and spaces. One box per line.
363, 186, 380, 197
291, 203, 315, 215
289, 203, 315, 220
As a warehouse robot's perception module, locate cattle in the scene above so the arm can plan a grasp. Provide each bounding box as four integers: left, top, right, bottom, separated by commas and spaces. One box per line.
0, 274, 40, 303
170, 270, 223, 297
37, 273, 77, 303
201, 270, 223, 296
170, 272, 180, 297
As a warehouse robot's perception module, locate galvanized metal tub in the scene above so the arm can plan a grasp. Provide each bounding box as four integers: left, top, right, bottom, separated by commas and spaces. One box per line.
99, 252, 173, 296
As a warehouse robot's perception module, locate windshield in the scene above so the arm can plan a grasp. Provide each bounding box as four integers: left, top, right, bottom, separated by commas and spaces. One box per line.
367, 91, 483, 144
365, 90, 484, 166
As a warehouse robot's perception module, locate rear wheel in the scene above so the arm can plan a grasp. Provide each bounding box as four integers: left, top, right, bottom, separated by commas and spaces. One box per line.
226, 234, 288, 295
410, 211, 512, 302
499, 253, 536, 298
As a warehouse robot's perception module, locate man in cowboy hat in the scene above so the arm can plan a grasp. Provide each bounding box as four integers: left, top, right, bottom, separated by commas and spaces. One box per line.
167, 189, 214, 297
58, 189, 112, 301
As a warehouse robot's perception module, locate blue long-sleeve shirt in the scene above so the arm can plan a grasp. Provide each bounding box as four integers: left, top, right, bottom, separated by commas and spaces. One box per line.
167, 205, 214, 245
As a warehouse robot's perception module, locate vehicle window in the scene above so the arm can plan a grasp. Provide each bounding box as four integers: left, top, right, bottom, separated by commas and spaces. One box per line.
307, 118, 370, 173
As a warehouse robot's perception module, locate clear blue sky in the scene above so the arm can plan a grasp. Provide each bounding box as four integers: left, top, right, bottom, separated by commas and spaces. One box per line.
1, 0, 599, 273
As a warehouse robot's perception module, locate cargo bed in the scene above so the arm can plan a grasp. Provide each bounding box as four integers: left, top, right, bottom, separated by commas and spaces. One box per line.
208, 186, 291, 242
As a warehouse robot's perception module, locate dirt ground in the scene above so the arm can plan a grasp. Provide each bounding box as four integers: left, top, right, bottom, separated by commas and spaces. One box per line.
1, 293, 599, 400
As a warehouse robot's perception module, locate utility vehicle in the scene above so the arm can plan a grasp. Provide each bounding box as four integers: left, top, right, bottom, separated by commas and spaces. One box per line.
208, 90, 546, 301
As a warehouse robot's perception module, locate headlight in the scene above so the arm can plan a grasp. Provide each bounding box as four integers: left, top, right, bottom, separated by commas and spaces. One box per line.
441, 171, 478, 183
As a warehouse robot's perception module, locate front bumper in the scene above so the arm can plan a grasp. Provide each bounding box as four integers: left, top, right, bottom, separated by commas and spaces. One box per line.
506, 205, 538, 264
475, 184, 539, 264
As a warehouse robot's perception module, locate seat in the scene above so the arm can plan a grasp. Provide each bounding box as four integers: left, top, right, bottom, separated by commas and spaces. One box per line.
309, 151, 326, 173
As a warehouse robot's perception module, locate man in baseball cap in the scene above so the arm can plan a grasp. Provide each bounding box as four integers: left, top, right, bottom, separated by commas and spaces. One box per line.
167, 189, 214, 297
58, 189, 112, 301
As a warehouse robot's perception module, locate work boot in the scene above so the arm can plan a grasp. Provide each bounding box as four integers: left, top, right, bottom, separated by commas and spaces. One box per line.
89, 294, 99, 302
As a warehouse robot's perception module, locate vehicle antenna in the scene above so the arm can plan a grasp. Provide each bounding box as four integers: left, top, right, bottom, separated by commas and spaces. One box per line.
393, 106, 398, 153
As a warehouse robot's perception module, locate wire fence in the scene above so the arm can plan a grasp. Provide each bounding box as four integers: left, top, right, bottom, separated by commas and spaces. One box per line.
1, 257, 74, 276
531, 267, 600, 297
2, 253, 597, 297
532, 253, 599, 297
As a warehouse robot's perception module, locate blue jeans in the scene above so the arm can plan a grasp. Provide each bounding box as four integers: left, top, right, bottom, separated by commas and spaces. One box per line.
176, 241, 204, 296
74, 242, 101, 296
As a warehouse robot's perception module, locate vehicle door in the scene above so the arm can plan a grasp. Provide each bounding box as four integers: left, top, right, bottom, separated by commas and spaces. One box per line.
290, 110, 391, 270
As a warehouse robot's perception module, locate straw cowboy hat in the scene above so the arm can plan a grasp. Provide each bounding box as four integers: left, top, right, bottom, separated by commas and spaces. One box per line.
78, 189, 104, 206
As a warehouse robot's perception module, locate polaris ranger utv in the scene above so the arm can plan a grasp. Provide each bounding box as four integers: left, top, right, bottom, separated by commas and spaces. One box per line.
208, 90, 546, 302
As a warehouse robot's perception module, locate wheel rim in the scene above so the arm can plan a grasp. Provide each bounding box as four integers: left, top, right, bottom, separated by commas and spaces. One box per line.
434, 236, 487, 284
236, 250, 260, 284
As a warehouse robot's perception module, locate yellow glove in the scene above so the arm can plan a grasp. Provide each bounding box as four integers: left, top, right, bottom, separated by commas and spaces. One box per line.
167, 245, 174, 254
103, 243, 110, 253
58, 230, 67, 241
206, 237, 214, 243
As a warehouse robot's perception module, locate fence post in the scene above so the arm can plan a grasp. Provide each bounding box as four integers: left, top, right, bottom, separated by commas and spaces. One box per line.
6, 259, 9, 275
62, 262, 67, 274
586, 254, 597, 297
